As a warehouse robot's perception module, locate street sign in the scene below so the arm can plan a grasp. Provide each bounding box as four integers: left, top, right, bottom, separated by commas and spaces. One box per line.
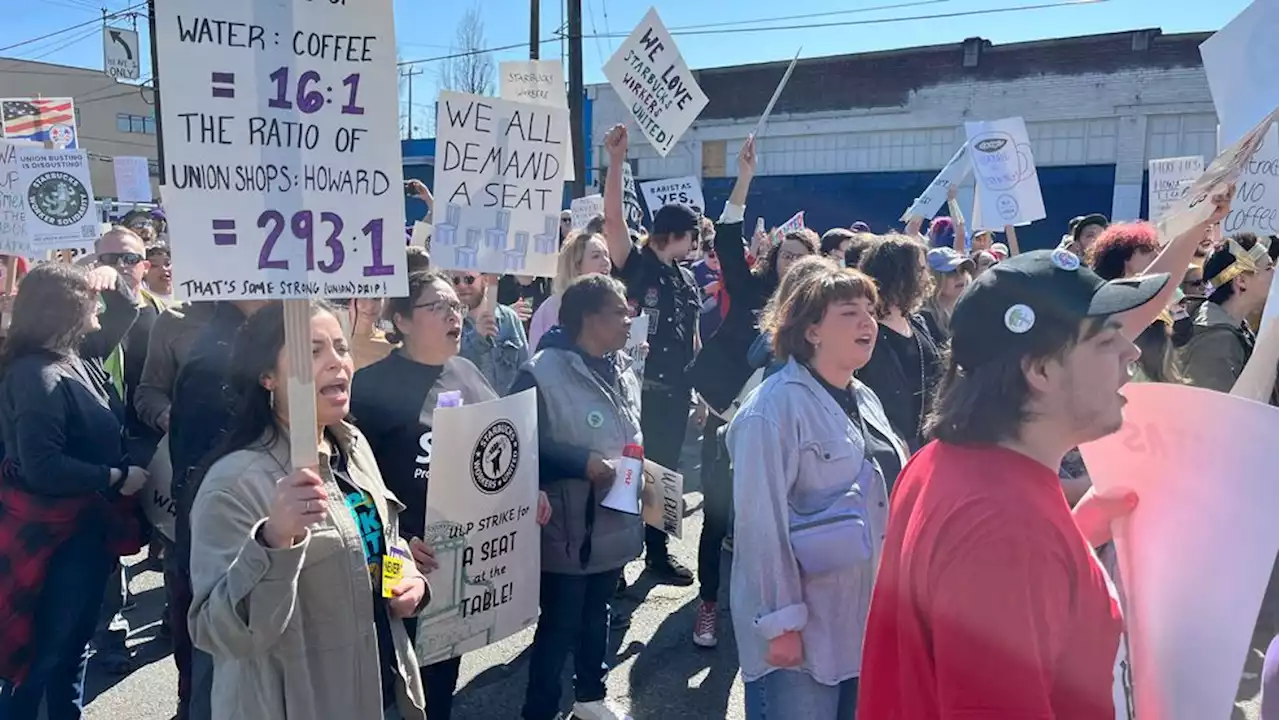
103, 26, 140, 80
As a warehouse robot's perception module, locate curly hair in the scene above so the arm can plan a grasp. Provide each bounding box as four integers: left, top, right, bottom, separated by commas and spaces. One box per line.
857, 233, 932, 317
1086, 221, 1160, 281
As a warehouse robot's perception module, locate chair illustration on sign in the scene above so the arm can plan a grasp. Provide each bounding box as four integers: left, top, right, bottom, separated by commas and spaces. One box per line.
534, 214, 558, 255
485, 211, 511, 251
435, 204, 462, 247
414, 519, 500, 666
504, 232, 529, 272
453, 228, 481, 269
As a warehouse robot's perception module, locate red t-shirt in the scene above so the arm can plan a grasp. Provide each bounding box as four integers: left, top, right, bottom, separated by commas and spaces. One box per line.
858, 442, 1122, 720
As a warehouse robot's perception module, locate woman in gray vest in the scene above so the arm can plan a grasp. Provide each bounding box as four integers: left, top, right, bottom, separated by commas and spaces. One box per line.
728, 266, 908, 719
509, 274, 643, 720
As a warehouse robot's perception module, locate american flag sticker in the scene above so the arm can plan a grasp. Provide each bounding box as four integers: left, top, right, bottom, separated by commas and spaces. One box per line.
1, 98, 78, 149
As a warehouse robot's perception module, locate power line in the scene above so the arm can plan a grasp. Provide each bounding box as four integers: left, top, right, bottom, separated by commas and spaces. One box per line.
663, 0, 952, 33
398, 38, 559, 67
585, 0, 606, 69
0, 2, 144, 53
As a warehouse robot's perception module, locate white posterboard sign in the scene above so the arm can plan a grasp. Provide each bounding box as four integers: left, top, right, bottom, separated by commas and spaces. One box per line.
1200, 0, 1280, 150
1147, 156, 1204, 223
570, 193, 602, 231
16, 147, 97, 252
0, 139, 37, 256
621, 163, 644, 230
1223, 124, 1279, 236
602, 7, 708, 157
625, 311, 648, 378
500, 60, 574, 183
965, 117, 1046, 230
417, 390, 541, 664
639, 175, 704, 218
432, 91, 568, 278
154, 0, 408, 301
642, 459, 683, 539
900, 142, 973, 222
1079, 383, 1279, 720
113, 155, 152, 203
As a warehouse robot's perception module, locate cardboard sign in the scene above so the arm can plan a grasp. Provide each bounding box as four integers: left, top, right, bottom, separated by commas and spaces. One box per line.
570, 194, 602, 231
143, 433, 177, 542
900, 142, 973, 222
1200, 0, 1280, 149
965, 116, 1046, 229
154, 0, 408, 300
0, 139, 36, 256
416, 390, 541, 664
16, 147, 97, 252
639, 175, 704, 218
641, 459, 683, 539
1147, 156, 1204, 223
1, 98, 79, 149
499, 60, 574, 182
602, 7, 708, 157
1222, 124, 1279, 236
432, 91, 568, 278
113, 155, 152, 203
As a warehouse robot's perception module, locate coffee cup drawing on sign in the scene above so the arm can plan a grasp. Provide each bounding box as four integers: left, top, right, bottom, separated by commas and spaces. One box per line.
971, 131, 1035, 192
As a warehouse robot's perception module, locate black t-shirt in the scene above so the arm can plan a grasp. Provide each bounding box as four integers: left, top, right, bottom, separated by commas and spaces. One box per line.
613, 245, 700, 388
497, 275, 551, 329
809, 369, 904, 492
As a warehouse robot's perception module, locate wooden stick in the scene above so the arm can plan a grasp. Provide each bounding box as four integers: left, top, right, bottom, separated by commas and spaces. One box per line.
283, 299, 319, 469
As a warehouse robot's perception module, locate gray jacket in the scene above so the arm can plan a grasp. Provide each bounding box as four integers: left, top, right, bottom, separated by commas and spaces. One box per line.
726, 359, 904, 685
524, 347, 644, 575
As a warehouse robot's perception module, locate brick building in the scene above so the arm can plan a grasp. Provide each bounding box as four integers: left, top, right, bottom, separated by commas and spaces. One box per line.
586, 28, 1216, 249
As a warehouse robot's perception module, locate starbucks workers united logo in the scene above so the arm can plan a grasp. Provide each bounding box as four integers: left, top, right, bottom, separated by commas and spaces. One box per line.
28, 171, 89, 227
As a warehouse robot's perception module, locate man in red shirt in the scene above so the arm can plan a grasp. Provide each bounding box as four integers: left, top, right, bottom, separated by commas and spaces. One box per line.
858, 248, 1165, 719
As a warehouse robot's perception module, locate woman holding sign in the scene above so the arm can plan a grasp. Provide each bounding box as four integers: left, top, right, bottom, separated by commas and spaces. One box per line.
186, 301, 430, 720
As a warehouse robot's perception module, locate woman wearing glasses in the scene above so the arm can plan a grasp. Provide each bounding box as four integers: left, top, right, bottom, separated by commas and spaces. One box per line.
350, 270, 497, 720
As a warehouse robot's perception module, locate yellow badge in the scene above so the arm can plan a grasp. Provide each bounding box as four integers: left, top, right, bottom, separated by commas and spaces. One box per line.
381, 554, 404, 598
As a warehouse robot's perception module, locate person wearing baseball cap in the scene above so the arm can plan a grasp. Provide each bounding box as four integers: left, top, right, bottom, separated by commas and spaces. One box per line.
1062, 213, 1110, 257
920, 247, 975, 343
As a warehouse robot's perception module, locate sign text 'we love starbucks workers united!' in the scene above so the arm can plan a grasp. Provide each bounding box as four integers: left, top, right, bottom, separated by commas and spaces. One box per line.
154, 0, 408, 301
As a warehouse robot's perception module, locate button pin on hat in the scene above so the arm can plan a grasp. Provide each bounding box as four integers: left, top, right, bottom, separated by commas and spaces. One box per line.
1050, 247, 1081, 271
1004, 304, 1036, 334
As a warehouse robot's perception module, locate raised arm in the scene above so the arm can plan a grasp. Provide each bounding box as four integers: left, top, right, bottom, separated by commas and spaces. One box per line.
715, 136, 758, 296
80, 267, 139, 361
603, 125, 633, 271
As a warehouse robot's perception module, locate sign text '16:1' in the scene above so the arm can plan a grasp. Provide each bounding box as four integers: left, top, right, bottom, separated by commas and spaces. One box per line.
267, 67, 364, 116
254, 209, 393, 277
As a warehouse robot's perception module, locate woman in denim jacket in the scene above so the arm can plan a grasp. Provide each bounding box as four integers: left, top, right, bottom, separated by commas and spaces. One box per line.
727, 266, 908, 719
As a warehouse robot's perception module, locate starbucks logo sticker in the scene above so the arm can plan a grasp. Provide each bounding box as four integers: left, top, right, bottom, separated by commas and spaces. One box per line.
28, 171, 89, 228
586, 410, 604, 429
470, 420, 519, 494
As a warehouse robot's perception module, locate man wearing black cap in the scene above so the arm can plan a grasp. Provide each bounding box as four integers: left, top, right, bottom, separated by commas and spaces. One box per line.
601, 124, 700, 584
859, 247, 1169, 719
1063, 213, 1110, 258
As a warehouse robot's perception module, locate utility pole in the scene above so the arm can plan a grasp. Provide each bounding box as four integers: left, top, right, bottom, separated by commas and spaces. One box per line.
529, 0, 540, 60
403, 66, 423, 139
146, 0, 165, 184
567, 0, 585, 198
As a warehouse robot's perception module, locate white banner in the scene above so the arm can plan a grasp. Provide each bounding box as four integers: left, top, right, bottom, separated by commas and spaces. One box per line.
965, 117, 1046, 230
16, 147, 97, 252
113, 155, 152, 203
900, 142, 972, 222
1222, 124, 1279, 237
1147, 156, 1204, 223
416, 390, 541, 664
155, 0, 408, 300
0, 139, 37, 256
625, 311, 648, 378
500, 60, 574, 182
602, 7, 708, 157
641, 459, 683, 539
570, 193, 602, 231
1200, 0, 1280, 149
433, 91, 567, 278
639, 175, 704, 218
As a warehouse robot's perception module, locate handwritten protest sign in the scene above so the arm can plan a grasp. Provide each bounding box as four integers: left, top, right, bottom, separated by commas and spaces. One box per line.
900, 142, 972, 222
1200, 0, 1279, 149
1223, 124, 1278, 236
622, 163, 644, 230
154, 0, 408, 300
639, 176, 704, 218
112, 155, 152, 203
16, 147, 97, 252
500, 60, 574, 182
1080, 383, 1279, 720
965, 117, 1045, 229
432, 91, 568, 277
769, 210, 805, 244
0, 139, 37, 256
1147, 156, 1203, 223
602, 7, 708, 157
417, 390, 541, 664
642, 459, 683, 539
570, 194, 602, 231
625, 311, 648, 378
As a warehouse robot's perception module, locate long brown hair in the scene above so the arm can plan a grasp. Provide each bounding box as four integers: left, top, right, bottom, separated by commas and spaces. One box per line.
0, 264, 96, 374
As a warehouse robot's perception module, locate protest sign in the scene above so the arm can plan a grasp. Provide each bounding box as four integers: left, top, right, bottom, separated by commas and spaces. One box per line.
1147, 156, 1203, 223
1, 98, 79, 149
16, 147, 97, 252
416, 390, 541, 664
432, 91, 568, 278
409, 220, 432, 248
768, 210, 805, 244
154, 0, 408, 301
639, 175, 704, 218
625, 311, 648, 378
642, 459, 683, 539
1222, 124, 1279, 236
500, 60, 574, 182
113, 155, 152, 203
1157, 110, 1276, 242
1200, 0, 1280, 149
570, 193, 602, 230
900, 142, 973, 222
142, 433, 177, 542
0, 139, 37, 256
621, 163, 644, 230
965, 117, 1046, 229
1079, 383, 1279, 720
602, 7, 708, 157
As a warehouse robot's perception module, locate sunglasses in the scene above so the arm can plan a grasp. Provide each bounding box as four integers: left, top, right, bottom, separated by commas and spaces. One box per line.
99, 252, 144, 267
451, 275, 478, 286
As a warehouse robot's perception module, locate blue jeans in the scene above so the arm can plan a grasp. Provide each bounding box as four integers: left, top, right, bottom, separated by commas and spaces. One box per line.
522, 569, 622, 720
744, 670, 859, 720
0, 532, 114, 720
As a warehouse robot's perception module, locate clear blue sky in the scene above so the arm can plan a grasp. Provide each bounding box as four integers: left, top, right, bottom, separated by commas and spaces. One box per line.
0, 0, 1253, 126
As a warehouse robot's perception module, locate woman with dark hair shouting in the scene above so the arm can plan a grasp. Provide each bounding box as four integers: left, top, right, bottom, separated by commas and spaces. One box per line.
187, 301, 430, 720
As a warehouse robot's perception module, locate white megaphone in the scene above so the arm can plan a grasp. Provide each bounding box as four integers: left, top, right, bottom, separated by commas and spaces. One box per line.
600, 444, 644, 515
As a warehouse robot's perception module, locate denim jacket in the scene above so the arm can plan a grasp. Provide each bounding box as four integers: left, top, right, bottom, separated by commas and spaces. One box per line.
460, 304, 530, 395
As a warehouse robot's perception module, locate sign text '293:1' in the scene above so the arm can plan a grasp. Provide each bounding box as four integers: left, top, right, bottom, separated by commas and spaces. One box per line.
256, 210, 394, 277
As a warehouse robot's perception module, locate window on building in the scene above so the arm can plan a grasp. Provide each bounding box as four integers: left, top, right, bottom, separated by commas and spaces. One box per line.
117, 113, 157, 135
117, 113, 131, 132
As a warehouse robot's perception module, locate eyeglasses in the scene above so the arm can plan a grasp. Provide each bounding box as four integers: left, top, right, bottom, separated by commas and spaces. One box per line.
778, 249, 808, 263
451, 275, 478, 286
414, 298, 465, 315
98, 252, 144, 267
